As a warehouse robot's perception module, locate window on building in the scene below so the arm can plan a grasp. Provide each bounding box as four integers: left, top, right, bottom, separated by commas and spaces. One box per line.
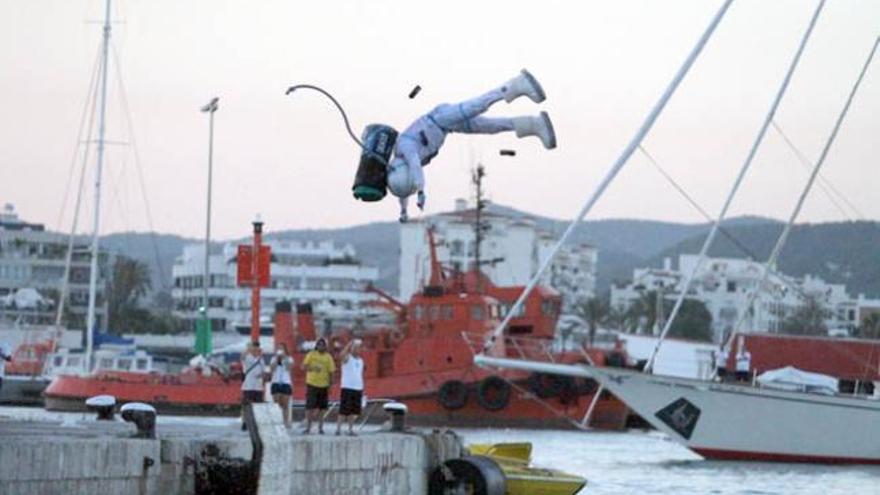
450, 240, 464, 256
727, 281, 737, 293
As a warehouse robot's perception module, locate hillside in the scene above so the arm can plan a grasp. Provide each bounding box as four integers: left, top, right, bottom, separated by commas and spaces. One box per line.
97, 209, 880, 300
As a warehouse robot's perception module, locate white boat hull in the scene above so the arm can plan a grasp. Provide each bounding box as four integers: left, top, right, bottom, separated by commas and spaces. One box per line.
587, 367, 880, 464
473, 355, 880, 464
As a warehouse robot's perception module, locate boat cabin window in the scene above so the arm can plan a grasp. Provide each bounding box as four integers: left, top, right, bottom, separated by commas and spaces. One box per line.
52, 356, 64, 367
68, 356, 81, 368
440, 304, 453, 320
471, 305, 485, 320
135, 358, 149, 371
428, 305, 440, 321
500, 303, 526, 318
99, 358, 113, 369
413, 305, 424, 320
117, 358, 132, 371
541, 301, 559, 317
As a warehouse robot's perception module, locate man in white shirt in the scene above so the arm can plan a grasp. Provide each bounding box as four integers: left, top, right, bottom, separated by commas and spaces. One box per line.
713, 347, 729, 381
735, 348, 752, 383
240, 341, 265, 430
336, 339, 365, 436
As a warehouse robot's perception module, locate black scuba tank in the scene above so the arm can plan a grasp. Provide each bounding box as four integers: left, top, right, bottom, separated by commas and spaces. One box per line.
352, 124, 398, 202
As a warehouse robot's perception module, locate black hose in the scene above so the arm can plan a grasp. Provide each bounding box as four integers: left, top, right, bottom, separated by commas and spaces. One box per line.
285, 84, 366, 150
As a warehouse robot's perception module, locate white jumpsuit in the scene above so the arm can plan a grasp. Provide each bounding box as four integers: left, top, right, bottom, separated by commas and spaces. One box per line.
392, 88, 514, 209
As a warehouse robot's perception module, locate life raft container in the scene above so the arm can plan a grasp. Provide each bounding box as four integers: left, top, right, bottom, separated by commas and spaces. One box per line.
476, 376, 511, 411
437, 380, 469, 410
352, 124, 398, 202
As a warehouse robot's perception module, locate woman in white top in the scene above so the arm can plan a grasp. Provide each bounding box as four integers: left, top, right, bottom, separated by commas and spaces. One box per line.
336, 339, 365, 436
269, 343, 294, 429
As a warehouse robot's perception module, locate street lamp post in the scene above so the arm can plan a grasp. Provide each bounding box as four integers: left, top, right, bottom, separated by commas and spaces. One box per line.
197, 97, 219, 355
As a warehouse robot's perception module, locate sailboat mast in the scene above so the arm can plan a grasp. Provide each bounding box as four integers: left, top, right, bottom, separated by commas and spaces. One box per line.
84, 0, 113, 371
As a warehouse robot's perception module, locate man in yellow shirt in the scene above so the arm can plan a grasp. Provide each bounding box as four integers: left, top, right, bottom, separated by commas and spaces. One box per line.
301, 337, 336, 434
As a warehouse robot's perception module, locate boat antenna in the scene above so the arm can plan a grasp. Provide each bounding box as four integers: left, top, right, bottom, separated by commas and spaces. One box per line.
84, 0, 114, 372
721, 35, 879, 354
479, 0, 734, 354
472, 164, 488, 293
644, 0, 826, 373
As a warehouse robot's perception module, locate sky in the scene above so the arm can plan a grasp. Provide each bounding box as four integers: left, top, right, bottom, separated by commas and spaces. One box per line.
0, 0, 877, 240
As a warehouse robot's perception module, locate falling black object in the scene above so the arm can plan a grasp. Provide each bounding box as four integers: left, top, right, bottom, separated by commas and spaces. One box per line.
408, 85, 422, 99
499, 149, 516, 157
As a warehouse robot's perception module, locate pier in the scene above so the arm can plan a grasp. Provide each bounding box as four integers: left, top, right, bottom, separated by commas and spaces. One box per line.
0, 404, 463, 495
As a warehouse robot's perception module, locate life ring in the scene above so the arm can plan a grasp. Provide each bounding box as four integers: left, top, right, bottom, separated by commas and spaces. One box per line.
527, 372, 564, 399
476, 376, 510, 411
437, 380, 468, 410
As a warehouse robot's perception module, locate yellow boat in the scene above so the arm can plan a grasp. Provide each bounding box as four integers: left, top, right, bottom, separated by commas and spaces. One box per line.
429, 442, 586, 495
468, 443, 587, 495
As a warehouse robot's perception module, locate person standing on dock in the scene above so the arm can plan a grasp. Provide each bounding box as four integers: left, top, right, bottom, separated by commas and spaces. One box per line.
336, 339, 365, 436
302, 337, 336, 434
713, 347, 729, 382
270, 343, 294, 429
735, 348, 752, 383
240, 341, 266, 430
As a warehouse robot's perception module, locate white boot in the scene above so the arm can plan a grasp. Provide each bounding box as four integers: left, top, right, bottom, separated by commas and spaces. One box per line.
502, 69, 546, 103
512, 111, 557, 149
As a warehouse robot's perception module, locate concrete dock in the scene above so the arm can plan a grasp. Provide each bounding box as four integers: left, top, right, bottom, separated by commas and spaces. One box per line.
0, 405, 462, 495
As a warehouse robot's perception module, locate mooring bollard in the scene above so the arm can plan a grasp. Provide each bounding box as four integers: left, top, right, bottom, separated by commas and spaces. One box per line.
120, 402, 157, 439
85, 394, 117, 420
383, 402, 408, 432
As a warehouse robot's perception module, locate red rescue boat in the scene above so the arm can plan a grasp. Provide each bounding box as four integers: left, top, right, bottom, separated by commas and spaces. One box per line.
44, 230, 631, 429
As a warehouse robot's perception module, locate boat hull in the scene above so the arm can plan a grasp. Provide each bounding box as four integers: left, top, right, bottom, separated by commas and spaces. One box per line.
586, 367, 880, 464
44, 370, 629, 429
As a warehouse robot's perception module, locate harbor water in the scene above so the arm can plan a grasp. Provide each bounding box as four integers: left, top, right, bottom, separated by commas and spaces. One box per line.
458, 428, 880, 495
2, 407, 878, 495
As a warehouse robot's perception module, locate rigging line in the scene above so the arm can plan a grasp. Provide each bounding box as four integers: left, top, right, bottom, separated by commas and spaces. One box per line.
638, 145, 822, 306
645, 0, 826, 373
54, 47, 104, 329
727, 35, 879, 345
111, 41, 168, 290
638, 145, 760, 260
771, 120, 865, 220
479, 0, 735, 354
56, 44, 103, 231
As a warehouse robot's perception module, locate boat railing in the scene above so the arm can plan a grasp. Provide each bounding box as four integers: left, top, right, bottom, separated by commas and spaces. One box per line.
460, 331, 596, 367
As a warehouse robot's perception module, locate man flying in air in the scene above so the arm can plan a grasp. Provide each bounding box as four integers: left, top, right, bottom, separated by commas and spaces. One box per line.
386, 69, 557, 222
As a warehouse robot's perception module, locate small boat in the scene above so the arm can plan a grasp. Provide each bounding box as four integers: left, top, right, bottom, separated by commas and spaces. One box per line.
430, 442, 586, 495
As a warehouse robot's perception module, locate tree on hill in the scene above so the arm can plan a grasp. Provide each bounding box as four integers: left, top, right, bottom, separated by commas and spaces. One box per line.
780, 294, 829, 336
107, 256, 187, 334
621, 290, 713, 342
571, 297, 609, 345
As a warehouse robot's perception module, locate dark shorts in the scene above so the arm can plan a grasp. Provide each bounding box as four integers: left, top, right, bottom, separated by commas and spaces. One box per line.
339, 388, 363, 416
271, 383, 292, 396
306, 384, 329, 410
241, 390, 264, 405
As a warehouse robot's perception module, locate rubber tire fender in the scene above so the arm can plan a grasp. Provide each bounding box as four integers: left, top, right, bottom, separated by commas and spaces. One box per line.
476, 375, 511, 411
437, 380, 468, 411
527, 372, 564, 399
428, 456, 507, 495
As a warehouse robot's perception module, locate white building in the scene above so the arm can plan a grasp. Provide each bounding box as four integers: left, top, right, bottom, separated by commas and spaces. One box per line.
171, 239, 379, 331
611, 254, 860, 343
0, 204, 108, 327
399, 200, 597, 309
